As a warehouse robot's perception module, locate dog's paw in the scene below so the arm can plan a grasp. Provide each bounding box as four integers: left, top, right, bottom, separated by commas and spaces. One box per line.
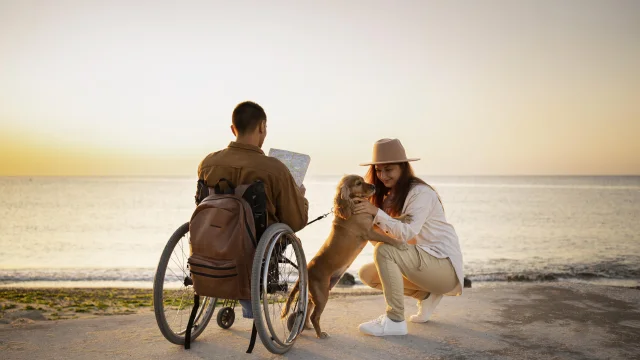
317, 332, 330, 339
395, 214, 413, 224
304, 323, 313, 330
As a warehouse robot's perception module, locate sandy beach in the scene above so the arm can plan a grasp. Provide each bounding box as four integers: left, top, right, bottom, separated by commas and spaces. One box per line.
1, 282, 639, 359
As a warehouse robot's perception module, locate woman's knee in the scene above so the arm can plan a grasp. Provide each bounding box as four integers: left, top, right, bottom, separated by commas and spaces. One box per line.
358, 263, 379, 287
373, 242, 395, 263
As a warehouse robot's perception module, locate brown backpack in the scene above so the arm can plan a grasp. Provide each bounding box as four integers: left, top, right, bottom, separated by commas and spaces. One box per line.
188, 178, 266, 300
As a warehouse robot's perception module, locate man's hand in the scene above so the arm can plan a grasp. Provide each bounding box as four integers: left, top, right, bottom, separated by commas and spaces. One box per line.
299, 184, 306, 197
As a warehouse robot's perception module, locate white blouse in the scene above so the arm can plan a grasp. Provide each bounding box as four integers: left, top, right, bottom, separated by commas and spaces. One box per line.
373, 183, 464, 296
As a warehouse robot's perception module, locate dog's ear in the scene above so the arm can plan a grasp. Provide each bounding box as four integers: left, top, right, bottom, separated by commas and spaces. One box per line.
340, 182, 351, 200
334, 182, 352, 219
335, 197, 352, 219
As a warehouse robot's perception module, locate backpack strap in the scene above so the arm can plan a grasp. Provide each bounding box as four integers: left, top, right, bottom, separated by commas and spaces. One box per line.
246, 321, 258, 353
184, 294, 200, 350
234, 184, 251, 198
213, 178, 236, 194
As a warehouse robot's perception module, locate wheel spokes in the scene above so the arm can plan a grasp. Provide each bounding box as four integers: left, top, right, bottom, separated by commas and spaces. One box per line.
160, 232, 213, 336
261, 232, 305, 347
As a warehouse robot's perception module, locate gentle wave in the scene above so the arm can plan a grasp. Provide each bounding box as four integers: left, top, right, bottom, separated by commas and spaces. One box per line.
467, 272, 640, 282
0, 268, 157, 283
430, 183, 640, 190
2, 263, 639, 286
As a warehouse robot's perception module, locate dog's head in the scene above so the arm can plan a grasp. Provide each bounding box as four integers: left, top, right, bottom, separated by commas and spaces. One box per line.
334, 175, 376, 219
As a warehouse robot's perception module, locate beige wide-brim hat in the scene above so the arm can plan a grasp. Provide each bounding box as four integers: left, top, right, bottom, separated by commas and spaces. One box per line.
359, 138, 420, 166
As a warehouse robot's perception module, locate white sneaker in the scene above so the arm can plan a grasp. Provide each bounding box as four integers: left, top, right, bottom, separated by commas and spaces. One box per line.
358, 314, 408, 336
409, 293, 443, 323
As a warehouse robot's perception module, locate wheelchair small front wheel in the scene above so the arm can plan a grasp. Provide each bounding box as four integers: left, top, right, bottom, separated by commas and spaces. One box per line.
216, 307, 235, 329
251, 223, 308, 354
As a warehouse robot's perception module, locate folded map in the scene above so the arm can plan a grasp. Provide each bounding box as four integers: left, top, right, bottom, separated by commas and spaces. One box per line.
268, 148, 311, 187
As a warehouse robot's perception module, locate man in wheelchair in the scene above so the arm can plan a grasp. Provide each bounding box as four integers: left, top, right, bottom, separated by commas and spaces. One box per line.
195, 101, 309, 318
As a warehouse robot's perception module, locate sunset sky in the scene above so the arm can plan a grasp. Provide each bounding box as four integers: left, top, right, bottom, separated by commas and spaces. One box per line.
1, 0, 638, 176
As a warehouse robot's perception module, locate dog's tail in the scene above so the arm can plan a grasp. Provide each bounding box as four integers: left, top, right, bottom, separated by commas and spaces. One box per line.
280, 279, 300, 319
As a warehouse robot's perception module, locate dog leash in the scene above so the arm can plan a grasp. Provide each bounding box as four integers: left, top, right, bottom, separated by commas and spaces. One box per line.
306, 208, 333, 226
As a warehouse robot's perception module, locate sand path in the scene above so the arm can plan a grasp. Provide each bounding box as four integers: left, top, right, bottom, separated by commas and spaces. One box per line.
2, 283, 639, 359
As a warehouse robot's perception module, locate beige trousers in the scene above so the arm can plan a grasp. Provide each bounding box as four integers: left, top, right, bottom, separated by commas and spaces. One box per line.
359, 243, 458, 321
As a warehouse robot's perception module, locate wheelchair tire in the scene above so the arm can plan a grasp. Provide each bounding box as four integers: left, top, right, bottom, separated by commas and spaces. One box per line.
251, 223, 308, 354
153, 222, 217, 345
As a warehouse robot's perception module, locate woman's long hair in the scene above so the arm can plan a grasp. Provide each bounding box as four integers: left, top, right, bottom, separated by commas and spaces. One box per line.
365, 163, 442, 217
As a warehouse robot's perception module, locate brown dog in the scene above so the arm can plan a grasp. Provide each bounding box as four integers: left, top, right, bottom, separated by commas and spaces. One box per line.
281, 174, 411, 338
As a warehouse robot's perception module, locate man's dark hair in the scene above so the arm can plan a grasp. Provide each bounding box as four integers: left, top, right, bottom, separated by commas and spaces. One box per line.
232, 101, 267, 135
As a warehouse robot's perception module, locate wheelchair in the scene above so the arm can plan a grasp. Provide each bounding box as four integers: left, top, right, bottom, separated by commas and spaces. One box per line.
152, 221, 309, 354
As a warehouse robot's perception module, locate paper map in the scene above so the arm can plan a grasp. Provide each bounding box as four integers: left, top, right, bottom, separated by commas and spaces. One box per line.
268, 148, 310, 187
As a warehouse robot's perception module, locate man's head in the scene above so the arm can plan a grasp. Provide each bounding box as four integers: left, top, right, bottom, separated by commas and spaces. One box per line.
230, 101, 267, 147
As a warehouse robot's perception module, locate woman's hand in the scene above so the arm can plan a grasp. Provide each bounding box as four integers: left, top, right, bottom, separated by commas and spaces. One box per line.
352, 198, 379, 216
366, 225, 408, 250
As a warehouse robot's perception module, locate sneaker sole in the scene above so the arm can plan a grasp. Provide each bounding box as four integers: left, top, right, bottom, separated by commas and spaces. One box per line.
409, 316, 429, 323
360, 330, 408, 336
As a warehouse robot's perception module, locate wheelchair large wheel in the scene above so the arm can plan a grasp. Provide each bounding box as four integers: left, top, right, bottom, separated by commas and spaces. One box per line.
153, 222, 217, 345
251, 223, 308, 354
